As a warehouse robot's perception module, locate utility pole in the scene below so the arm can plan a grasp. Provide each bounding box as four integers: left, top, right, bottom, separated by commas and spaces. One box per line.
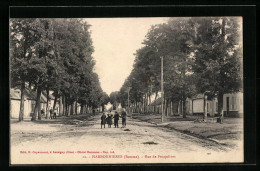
204, 91, 210, 122
161, 56, 164, 123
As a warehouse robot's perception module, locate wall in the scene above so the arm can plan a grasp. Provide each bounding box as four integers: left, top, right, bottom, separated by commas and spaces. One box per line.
223, 92, 243, 117
10, 99, 32, 118
10, 100, 20, 118
192, 99, 204, 113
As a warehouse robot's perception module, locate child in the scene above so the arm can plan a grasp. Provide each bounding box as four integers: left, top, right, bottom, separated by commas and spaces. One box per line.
107, 114, 112, 128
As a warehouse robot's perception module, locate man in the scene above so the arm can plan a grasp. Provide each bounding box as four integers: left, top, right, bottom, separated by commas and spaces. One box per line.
101, 113, 106, 129
121, 109, 127, 128
113, 111, 120, 128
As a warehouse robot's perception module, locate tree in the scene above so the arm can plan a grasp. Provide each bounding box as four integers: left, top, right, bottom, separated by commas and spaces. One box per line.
100, 92, 110, 112
138, 18, 197, 117
10, 18, 42, 121
10, 18, 104, 121
109, 91, 120, 110
193, 17, 242, 118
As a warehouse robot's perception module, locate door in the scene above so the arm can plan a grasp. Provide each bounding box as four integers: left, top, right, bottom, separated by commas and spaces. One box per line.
226, 97, 229, 115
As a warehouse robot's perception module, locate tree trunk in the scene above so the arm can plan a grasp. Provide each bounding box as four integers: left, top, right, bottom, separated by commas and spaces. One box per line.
19, 81, 25, 121
154, 92, 158, 114
37, 87, 42, 120
204, 94, 207, 121
38, 101, 42, 120
170, 101, 173, 115
85, 105, 88, 114
68, 104, 71, 116
148, 94, 151, 113
70, 102, 74, 115
31, 99, 38, 121
192, 99, 194, 115
146, 94, 148, 113
53, 92, 57, 110
62, 94, 65, 116
183, 99, 186, 118
80, 104, 84, 115
32, 86, 42, 121
177, 101, 180, 115
164, 99, 169, 116
45, 88, 50, 119
59, 95, 63, 116
142, 97, 145, 114
65, 99, 68, 116
75, 100, 78, 115
217, 92, 224, 123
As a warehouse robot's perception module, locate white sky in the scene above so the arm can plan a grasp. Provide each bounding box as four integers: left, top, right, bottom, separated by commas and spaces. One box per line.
85, 18, 169, 95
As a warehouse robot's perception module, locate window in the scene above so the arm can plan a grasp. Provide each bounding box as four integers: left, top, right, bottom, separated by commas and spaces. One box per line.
216, 102, 218, 112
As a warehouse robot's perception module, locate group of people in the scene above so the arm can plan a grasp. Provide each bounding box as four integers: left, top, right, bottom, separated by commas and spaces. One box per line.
40, 107, 57, 119
101, 109, 127, 129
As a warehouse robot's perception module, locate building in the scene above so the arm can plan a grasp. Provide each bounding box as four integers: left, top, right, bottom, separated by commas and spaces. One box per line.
223, 92, 243, 117
136, 91, 243, 118
186, 94, 218, 117
10, 89, 30, 118
148, 97, 180, 115
10, 88, 48, 119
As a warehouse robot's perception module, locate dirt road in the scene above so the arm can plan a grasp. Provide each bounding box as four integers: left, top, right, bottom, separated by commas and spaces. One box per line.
10, 113, 243, 164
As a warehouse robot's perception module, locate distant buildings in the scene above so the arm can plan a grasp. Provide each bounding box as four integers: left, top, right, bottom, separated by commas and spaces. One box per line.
146, 92, 243, 117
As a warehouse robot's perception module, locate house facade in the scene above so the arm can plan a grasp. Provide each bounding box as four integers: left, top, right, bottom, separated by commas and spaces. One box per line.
223, 92, 243, 117
186, 94, 218, 117
10, 89, 30, 118
10, 88, 48, 119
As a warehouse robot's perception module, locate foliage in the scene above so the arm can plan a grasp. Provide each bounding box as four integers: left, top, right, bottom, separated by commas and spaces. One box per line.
10, 18, 107, 120
117, 17, 242, 116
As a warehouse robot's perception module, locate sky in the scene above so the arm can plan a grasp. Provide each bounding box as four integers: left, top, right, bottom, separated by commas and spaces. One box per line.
85, 18, 169, 95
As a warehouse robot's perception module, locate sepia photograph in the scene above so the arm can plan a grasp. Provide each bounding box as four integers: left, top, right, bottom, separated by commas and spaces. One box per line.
9, 17, 244, 164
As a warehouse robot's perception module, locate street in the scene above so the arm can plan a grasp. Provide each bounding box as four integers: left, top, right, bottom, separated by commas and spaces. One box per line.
10, 113, 243, 164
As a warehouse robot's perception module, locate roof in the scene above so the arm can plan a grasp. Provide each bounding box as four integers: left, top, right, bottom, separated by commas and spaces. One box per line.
41, 91, 55, 100
191, 94, 204, 99
10, 89, 23, 100
10, 88, 47, 103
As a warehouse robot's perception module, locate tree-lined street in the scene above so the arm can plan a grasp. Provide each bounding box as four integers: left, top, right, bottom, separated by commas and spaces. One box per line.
10, 17, 243, 164
10, 113, 243, 164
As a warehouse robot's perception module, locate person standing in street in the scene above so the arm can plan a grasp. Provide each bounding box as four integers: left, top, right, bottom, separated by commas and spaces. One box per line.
107, 114, 112, 128
113, 111, 120, 128
50, 107, 54, 119
101, 113, 106, 129
121, 109, 127, 128
53, 107, 57, 119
